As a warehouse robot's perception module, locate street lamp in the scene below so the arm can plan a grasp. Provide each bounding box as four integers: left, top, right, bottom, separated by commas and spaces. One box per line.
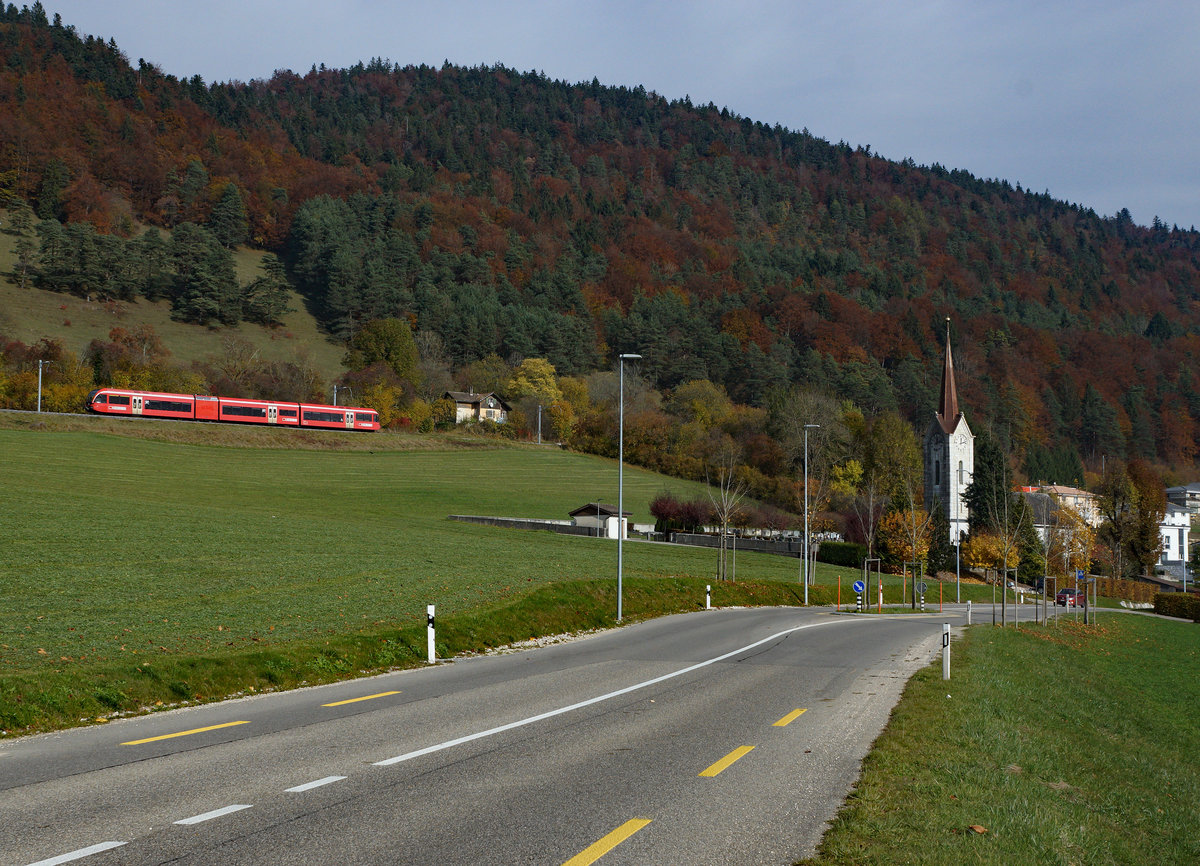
332, 384, 352, 406
617, 353, 642, 622
803, 423, 820, 605
36, 359, 51, 413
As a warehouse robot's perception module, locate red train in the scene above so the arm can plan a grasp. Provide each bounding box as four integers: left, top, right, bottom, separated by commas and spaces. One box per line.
85, 388, 380, 431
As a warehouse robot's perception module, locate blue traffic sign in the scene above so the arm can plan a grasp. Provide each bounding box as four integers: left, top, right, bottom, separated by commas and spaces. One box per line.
853, 580, 865, 593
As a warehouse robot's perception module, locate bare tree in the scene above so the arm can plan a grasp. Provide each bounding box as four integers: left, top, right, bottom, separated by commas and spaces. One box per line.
707, 447, 749, 582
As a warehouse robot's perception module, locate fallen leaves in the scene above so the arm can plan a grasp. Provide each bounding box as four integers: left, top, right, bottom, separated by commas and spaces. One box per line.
968, 825, 988, 835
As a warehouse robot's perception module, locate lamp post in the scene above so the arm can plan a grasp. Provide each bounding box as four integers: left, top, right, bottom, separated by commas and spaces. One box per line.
803, 423, 820, 605
617, 353, 642, 622
332, 384, 352, 406
36, 359, 51, 413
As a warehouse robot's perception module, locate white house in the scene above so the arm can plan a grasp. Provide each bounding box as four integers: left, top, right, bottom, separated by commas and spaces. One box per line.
1160, 504, 1191, 580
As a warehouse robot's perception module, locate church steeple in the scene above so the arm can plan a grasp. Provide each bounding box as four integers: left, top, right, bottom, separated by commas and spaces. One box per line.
936, 318, 960, 434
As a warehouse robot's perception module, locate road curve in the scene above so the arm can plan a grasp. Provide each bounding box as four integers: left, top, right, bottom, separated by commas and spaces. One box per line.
3, 606, 976, 865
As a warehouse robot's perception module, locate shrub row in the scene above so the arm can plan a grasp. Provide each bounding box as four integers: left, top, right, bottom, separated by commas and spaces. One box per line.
817, 541, 868, 568
1153, 592, 1200, 621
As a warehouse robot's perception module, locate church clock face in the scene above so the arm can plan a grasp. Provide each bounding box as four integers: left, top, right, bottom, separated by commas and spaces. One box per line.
955, 434, 968, 446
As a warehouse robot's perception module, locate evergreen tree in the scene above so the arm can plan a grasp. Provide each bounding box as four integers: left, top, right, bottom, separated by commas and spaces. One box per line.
9, 204, 35, 288
241, 253, 294, 325
209, 182, 249, 248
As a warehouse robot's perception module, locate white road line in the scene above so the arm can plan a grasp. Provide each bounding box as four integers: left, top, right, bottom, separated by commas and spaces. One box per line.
25, 841, 126, 866
375, 616, 861, 767
286, 775, 346, 793
173, 804, 253, 825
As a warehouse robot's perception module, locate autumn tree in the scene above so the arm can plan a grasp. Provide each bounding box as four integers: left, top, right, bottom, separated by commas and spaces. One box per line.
507, 358, 563, 405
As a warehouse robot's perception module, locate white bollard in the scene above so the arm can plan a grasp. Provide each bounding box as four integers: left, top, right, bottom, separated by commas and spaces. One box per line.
966, 600, 972, 625
706, 584, 711, 610
426, 604, 436, 663
942, 622, 951, 680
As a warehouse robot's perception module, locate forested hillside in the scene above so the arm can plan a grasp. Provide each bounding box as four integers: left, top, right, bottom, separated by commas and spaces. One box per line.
2, 3, 1199, 479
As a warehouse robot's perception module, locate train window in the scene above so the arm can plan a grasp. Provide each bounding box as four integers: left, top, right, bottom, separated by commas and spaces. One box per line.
146, 399, 191, 412
280, 408, 297, 417
303, 410, 344, 423
93, 394, 107, 405
222, 405, 267, 418
108, 395, 131, 406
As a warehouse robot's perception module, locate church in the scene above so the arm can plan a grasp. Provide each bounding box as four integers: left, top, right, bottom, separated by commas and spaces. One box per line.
923, 322, 974, 543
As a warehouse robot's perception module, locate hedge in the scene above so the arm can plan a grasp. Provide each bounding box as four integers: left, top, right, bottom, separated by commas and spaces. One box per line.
1153, 592, 1200, 621
817, 541, 869, 568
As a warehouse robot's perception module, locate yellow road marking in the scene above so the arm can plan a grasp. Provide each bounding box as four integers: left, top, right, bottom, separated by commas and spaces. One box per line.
773, 708, 808, 727
563, 818, 652, 866
322, 690, 401, 707
699, 745, 755, 777
121, 720, 249, 745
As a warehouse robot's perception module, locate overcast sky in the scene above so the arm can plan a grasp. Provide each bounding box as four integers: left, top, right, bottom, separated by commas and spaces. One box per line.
45, 1, 1200, 229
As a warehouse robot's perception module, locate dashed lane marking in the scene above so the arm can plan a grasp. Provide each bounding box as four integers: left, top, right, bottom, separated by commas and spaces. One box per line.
699, 745, 756, 777
322, 691, 400, 707
121, 720, 249, 746
174, 804, 253, 825
562, 818, 652, 866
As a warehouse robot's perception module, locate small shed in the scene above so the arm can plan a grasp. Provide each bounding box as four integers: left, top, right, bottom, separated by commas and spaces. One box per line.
569, 502, 631, 539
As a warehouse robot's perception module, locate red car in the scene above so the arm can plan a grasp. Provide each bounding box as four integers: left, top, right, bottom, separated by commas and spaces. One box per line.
1056, 587, 1084, 607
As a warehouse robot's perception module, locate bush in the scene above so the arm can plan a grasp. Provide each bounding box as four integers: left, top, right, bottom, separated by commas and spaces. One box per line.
817, 541, 868, 567
1153, 592, 1200, 621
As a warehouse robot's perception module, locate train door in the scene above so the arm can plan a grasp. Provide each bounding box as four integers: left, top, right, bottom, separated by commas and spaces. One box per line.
345, 412, 355, 428
132, 395, 143, 415
268, 405, 278, 424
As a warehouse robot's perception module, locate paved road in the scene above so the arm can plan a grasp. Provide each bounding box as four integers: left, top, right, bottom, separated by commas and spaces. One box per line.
3, 606, 998, 866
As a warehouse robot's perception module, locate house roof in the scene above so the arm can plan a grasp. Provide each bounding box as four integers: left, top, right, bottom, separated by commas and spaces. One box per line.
568, 502, 630, 518
1021, 491, 1058, 526
443, 391, 511, 410
1041, 484, 1095, 498
1166, 483, 1200, 493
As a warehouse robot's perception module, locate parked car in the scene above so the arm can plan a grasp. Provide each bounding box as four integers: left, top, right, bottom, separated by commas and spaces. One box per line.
1056, 587, 1084, 607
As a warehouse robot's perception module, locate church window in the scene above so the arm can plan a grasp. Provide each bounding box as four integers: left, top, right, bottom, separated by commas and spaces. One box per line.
958, 461, 964, 485
935, 461, 940, 486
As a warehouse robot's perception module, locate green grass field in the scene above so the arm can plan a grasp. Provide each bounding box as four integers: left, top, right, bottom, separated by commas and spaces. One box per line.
0, 414, 827, 732
804, 613, 1199, 865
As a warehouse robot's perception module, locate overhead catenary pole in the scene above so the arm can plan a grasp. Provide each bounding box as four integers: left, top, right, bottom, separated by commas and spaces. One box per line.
617, 353, 642, 622
37, 359, 51, 413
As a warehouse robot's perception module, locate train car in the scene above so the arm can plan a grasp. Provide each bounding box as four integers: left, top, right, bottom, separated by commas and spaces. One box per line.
85, 388, 380, 432
298, 403, 381, 431
216, 396, 302, 427
86, 388, 198, 421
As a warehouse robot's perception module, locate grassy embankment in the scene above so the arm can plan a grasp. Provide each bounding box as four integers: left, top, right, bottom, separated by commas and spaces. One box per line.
803, 613, 1199, 865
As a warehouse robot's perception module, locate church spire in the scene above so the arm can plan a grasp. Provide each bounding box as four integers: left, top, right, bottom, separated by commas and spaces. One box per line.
936, 318, 960, 434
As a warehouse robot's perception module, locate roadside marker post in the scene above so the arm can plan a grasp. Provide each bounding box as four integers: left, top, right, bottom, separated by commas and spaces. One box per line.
837, 575, 841, 611
853, 579, 864, 613
706, 585, 711, 610
426, 604, 436, 663
942, 623, 951, 680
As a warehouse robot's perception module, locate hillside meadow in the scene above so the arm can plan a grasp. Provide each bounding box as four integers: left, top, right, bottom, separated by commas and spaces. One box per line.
0, 219, 347, 381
